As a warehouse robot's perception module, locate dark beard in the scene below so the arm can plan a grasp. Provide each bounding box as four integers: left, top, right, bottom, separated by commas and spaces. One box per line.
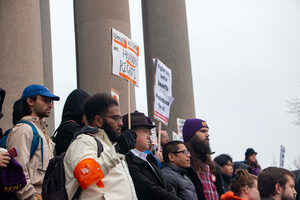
191, 138, 211, 163
102, 119, 118, 143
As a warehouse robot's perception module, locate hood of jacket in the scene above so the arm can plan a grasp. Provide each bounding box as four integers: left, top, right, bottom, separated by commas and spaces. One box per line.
61, 89, 89, 124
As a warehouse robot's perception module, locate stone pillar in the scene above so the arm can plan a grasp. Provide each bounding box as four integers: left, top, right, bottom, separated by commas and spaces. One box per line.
142, 0, 195, 134
0, 0, 54, 133
74, 0, 136, 115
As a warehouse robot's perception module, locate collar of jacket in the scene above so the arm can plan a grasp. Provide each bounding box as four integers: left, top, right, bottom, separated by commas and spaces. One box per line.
127, 151, 156, 165
163, 163, 187, 176
74, 125, 98, 136
222, 173, 232, 184
23, 116, 47, 128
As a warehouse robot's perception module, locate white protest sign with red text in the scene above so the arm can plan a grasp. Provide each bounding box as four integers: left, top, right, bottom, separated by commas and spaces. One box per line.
153, 58, 174, 125
112, 28, 139, 86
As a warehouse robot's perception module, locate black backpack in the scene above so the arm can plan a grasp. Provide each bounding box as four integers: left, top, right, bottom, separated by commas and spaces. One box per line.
42, 131, 103, 200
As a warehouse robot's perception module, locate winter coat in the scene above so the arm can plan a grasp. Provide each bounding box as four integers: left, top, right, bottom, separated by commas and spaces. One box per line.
161, 163, 198, 200
125, 151, 180, 200
6, 116, 54, 200
215, 164, 231, 195
186, 166, 206, 200
54, 89, 89, 155
64, 127, 137, 200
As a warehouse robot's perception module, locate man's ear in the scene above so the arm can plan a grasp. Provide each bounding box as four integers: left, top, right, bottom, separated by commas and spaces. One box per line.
275, 183, 282, 194
94, 115, 104, 128
26, 97, 35, 107
168, 153, 176, 162
244, 185, 249, 194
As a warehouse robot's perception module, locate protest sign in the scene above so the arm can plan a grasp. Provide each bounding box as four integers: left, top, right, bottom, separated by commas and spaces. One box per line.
111, 88, 120, 104
172, 131, 183, 141
279, 145, 285, 168
177, 118, 186, 134
155, 59, 172, 96
154, 92, 174, 125
153, 58, 174, 125
112, 28, 139, 86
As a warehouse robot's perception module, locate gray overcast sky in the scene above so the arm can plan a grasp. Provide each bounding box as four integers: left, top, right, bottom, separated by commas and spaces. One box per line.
50, 0, 300, 169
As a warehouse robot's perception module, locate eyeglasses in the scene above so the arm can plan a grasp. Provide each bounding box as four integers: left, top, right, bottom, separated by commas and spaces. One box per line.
102, 115, 123, 122
171, 150, 190, 155
40, 96, 53, 105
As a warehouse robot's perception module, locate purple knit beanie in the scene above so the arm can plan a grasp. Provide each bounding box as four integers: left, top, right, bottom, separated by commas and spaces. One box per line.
182, 118, 209, 142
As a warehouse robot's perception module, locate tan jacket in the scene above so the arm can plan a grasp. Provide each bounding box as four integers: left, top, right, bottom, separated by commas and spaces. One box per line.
6, 116, 54, 200
64, 128, 137, 200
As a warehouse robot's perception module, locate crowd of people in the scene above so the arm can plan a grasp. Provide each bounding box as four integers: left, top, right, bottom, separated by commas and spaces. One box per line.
0, 84, 298, 200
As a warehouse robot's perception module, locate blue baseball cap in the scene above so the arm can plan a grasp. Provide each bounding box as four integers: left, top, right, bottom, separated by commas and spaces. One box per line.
21, 84, 60, 101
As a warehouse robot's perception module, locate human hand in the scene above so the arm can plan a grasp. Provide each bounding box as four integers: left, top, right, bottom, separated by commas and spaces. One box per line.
0, 151, 10, 167
154, 149, 163, 162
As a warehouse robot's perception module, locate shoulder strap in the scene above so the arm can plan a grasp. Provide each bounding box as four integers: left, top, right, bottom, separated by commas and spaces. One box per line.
52, 120, 78, 140
71, 132, 103, 200
84, 132, 103, 157
18, 120, 43, 168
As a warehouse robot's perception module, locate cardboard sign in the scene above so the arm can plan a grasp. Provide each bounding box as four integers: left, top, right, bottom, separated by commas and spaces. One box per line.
112, 28, 139, 86
111, 88, 120, 104
154, 92, 174, 125
279, 145, 285, 168
155, 59, 172, 96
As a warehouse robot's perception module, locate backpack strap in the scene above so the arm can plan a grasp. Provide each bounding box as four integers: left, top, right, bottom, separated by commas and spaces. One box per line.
52, 120, 78, 141
18, 120, 44, 168
71, 132, 103, 200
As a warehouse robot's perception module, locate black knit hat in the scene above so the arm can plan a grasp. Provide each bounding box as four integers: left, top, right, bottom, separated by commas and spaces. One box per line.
245, 148, 257, 158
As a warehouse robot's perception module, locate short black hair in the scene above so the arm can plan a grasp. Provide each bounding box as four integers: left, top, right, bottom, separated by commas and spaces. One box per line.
163, 141, 184, 163
258, 167, 295, 198
214, 154, 233, 167
83, 93, 118, 124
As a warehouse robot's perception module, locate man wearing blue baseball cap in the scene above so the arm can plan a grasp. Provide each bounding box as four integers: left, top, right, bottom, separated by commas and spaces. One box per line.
6, 84, 59, 200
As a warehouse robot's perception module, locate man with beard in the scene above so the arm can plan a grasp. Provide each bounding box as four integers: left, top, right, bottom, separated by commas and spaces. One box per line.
6, 84, 60, 200
182, 118, 221, 200
64, 94, 137, 200
258, 167, 297, 200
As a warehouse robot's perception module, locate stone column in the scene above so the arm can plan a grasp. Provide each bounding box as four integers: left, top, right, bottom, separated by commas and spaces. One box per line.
142, 0, 195, 134
74, 0, 136, 115
0, 0, 54, 133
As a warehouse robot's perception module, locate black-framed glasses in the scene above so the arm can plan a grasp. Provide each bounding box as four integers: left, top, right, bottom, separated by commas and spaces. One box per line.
40, 96, 53, 105
171, 150, 190, 155
102, 115, 123, 122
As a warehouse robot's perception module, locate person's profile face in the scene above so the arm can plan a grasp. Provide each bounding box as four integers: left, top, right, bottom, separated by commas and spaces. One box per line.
282, 175, 297, 200
102, 105, 123, 135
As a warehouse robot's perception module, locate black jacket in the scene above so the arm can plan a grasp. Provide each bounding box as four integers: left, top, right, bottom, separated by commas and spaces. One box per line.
186, 166, 206, 200
125, 151, 180, 200
161, 163, 198, 200
54, 89, 89, 155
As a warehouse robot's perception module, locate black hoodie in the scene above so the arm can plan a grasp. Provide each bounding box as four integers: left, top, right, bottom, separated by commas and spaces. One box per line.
54, 89, 89, 155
